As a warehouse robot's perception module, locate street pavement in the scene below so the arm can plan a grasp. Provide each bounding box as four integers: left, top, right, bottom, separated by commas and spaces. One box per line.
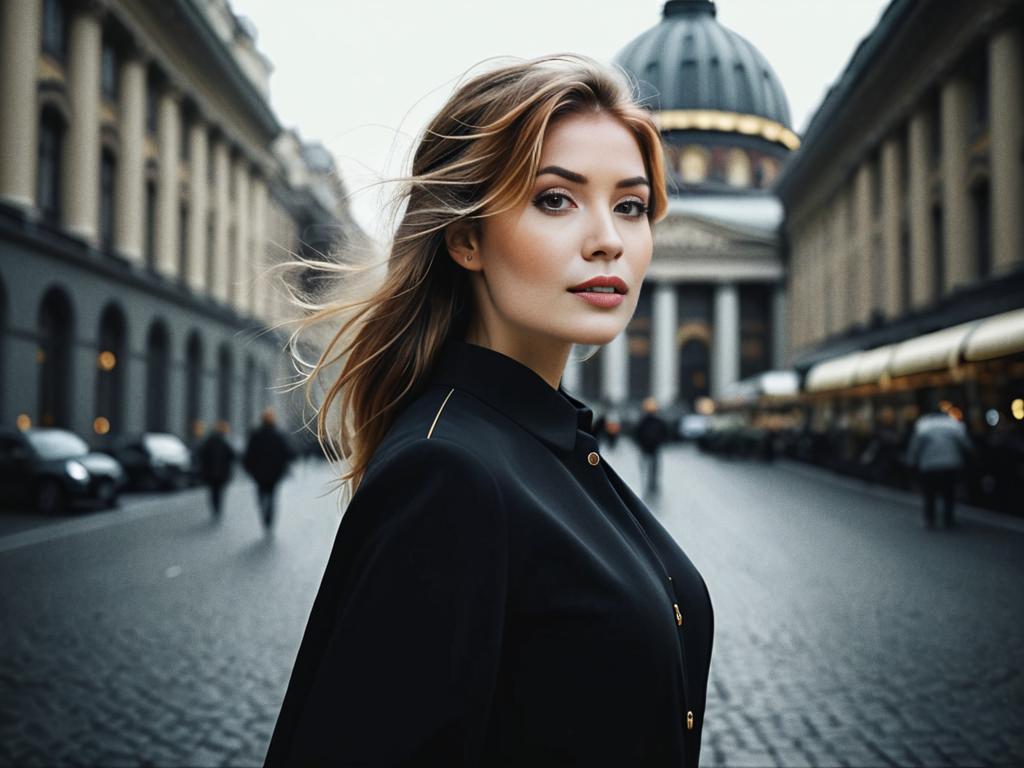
1, 443, 1021, 767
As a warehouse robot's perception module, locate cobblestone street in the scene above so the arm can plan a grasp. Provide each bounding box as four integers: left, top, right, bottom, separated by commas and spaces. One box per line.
1, 445, 1021, 767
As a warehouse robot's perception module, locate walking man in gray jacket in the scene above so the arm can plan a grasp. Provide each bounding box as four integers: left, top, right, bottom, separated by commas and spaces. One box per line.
907, 405, 974, 528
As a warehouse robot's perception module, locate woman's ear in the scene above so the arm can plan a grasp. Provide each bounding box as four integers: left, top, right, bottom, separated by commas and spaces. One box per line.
445, 219, 483, 272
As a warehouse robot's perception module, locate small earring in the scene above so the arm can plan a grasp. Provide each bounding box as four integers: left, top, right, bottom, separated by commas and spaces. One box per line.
466, 254, 473, 261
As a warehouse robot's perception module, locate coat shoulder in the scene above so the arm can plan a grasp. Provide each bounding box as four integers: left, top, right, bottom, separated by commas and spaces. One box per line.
369, 383, 521, 480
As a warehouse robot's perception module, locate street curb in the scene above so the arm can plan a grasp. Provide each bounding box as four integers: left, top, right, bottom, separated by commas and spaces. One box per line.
777, 459, 1024, 535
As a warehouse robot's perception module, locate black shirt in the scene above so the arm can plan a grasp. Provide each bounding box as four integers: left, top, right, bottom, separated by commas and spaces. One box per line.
265, 338, 714, 767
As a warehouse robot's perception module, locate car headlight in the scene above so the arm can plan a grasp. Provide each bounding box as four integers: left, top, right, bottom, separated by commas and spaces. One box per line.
65, 460, 90, 483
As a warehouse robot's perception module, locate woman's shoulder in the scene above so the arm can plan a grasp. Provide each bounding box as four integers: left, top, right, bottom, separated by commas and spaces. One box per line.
370, 383, 521, 476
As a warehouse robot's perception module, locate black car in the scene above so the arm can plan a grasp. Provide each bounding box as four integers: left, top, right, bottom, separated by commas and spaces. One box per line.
102, 432, 194, 491
0, 428, 126, 514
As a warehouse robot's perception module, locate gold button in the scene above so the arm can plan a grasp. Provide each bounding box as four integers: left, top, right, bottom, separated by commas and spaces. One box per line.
673, 603, 683, 626
686, 710, 694, 730
587, 451, 600, 466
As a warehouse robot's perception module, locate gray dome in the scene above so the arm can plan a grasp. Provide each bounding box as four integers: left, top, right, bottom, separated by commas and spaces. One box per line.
615, 0, 792, 129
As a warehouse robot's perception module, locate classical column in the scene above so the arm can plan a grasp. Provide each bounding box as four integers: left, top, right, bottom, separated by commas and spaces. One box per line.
880, 136, 902, 318
990, 27, 1024, 276
186, 119, 209, 291
0, 0, 43, 208
941, 75, 972, 292
855, 162, 872, 325
772, 283, 787, 369
832, 191, 851, 331
211, 138, 230, 302
114, 49, 145, 262
250, 175, 268, 317
232, 158, 250, 313
907, 108, 933, 310
155, 87, 180, 278
602, 331, 628, 405
712, 282, 739, 399
652, 281, 678, 406
63, 4, 103, 243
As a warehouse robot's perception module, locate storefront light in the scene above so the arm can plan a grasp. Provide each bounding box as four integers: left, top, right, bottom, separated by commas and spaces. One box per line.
1012, 398, 1024, 421
97, 351, 117, 371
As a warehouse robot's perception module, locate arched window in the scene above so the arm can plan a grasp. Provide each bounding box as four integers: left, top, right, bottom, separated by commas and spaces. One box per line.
185, 332, 203, 442
99, 148, 117, 251
95, 304, 126, 437
726, 149, 752, 188
678, 145, 709, 185
37, 288, 74, 427
217, 344, 233, 428
145, 321, 170, 432
37, 108, 65, 225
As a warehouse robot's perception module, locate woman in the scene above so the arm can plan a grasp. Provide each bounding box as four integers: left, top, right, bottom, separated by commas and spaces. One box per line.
265, 54, 714, 767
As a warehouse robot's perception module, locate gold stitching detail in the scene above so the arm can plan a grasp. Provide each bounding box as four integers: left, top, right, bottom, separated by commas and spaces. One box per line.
427, 388, 455, 439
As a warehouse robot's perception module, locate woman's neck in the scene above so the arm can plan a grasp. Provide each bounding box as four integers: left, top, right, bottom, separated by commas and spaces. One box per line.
463, 326, 571, 390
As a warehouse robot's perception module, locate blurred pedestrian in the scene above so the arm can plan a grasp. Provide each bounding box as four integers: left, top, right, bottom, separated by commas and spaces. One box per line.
196, 420, 235, 519
635, 396, 669, 495
907, 404, 974, 528
243, 408, 295, 533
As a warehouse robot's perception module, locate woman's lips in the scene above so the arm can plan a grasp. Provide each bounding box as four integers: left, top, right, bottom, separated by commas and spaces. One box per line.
570, 290, 624, 308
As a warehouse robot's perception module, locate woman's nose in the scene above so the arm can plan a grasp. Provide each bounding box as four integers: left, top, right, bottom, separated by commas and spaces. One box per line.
583, 210, 624, 261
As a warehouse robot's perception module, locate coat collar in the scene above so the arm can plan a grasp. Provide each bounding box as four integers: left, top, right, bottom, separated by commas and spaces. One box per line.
430, 338, 594, 452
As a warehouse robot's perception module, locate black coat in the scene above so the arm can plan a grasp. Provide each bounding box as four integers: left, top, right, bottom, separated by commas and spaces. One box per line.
265, 339, 714, 767
196, 432, 235, 485
244, 424, 294, 488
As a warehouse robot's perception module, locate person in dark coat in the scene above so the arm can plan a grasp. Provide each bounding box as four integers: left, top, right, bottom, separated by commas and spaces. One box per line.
635, 396, 670, 495
264, 56, 713, 767
243, 408, 294, 532
907, 404, 974, 528
196, 420, 235, 519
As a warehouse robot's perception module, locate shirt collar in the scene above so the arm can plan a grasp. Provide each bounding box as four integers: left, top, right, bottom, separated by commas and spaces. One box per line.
430, 338, 594, 452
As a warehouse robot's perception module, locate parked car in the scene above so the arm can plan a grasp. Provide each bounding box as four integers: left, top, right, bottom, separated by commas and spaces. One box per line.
0, 428, 126, 514
678, 414, 711, 442
103, 432, 194, 491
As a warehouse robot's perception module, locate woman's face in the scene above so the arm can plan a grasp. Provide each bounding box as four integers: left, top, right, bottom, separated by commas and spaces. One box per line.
457, 111, 654, 354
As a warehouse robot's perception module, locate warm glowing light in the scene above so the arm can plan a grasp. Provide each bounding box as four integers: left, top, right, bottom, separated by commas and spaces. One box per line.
1012, 398, 1024, 421
655, 110, 801, 150
35, 348, 45, 364
696, 397, 716, 416
16, 413, 31, 431
97, 351, 117, 371
93, 417, 110, 435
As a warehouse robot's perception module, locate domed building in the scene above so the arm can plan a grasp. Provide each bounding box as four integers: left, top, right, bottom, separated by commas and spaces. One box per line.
566, 0, 798, 414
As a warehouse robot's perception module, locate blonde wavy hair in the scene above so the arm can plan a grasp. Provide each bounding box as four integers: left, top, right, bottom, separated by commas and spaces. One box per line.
279, 54, 667, 497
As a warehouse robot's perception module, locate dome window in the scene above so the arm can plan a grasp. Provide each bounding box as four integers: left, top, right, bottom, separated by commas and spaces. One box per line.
679, 146, 710, 184
726, 148, 752, 187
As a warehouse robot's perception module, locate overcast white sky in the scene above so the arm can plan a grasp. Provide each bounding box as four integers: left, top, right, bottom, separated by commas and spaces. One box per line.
230, 0, 891, 236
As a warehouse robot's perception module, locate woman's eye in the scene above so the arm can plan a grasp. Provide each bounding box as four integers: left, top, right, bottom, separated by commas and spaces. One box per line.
534, 192, 575, 212
617, 200, 648, 218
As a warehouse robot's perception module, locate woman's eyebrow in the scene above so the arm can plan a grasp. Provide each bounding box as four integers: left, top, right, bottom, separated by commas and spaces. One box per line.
537, 165, 650, 189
